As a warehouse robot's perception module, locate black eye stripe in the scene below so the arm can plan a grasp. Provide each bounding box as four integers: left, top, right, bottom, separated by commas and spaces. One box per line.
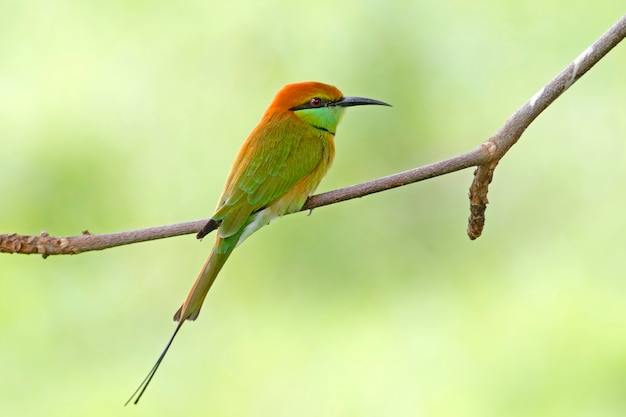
290, 97, 331, 111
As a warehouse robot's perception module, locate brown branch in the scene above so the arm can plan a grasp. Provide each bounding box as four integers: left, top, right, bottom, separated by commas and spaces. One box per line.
0, 148, 488, 258
2, 15, 625, 257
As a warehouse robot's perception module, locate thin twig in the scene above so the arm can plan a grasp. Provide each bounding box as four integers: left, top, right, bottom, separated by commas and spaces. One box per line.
1, 15, 625, 257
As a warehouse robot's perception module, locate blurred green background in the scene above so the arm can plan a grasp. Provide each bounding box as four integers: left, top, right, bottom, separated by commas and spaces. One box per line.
1, 1, 625, 416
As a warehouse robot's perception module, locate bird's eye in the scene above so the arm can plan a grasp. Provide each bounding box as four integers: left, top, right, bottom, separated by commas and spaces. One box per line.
310, 97, 322, 107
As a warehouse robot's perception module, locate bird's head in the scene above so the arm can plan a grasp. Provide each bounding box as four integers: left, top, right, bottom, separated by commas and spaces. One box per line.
267, 82, 390, 135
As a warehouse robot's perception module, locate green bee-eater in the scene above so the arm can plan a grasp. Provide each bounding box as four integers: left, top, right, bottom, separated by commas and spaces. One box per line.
127, 82, 390, 404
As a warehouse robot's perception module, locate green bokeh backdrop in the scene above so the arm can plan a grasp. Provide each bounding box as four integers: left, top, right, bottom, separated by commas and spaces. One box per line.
1, 1, 625, 416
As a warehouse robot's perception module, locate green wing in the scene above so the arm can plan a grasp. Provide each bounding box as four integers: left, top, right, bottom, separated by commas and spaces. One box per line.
213, 115, 325, 238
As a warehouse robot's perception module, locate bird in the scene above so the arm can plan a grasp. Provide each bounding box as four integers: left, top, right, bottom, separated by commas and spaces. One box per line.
126, 81, 390, 404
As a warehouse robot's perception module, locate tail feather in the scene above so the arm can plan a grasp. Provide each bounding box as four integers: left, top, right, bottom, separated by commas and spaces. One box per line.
125, 320, 184, 405
173, 236, 236, 322
126, 235, 237, 405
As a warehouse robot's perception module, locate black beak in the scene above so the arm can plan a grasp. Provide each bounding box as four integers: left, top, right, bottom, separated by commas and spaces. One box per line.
331, 96, 392, 108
